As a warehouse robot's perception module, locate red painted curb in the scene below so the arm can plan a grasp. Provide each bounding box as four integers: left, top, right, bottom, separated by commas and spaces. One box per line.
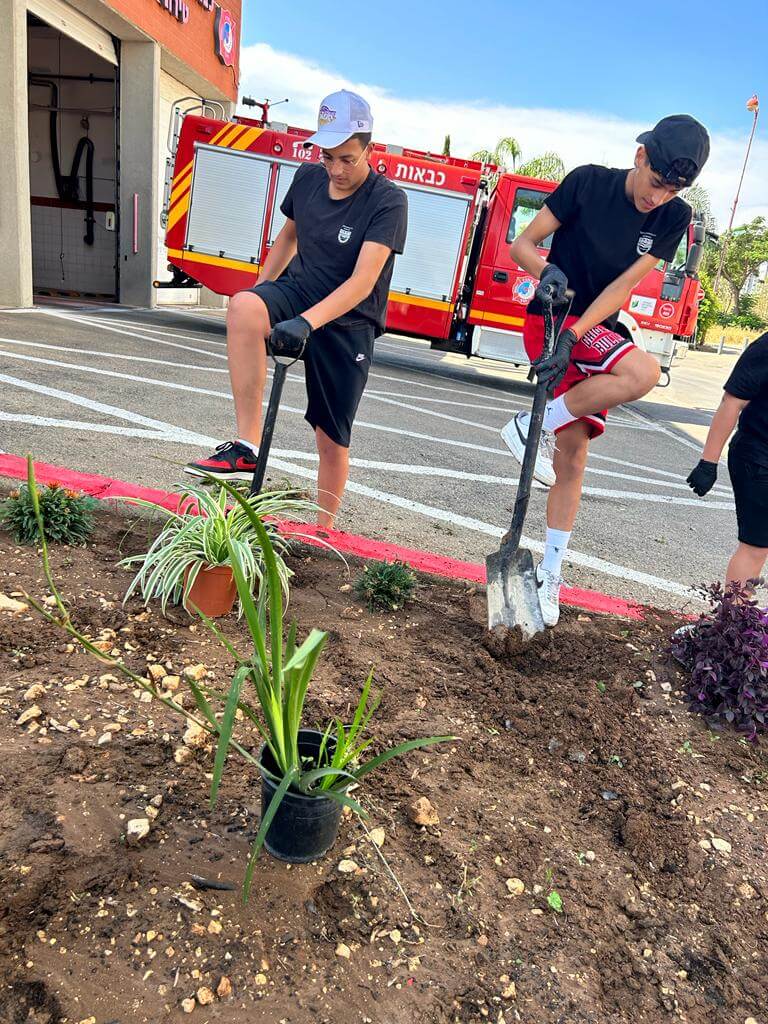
0, 454, 644, 620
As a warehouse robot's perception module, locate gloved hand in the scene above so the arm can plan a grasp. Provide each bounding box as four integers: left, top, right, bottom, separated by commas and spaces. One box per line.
535, 263, 568, 306
687, 459, 718, 496
269, 315, 312, 361
532, 327, 578, 395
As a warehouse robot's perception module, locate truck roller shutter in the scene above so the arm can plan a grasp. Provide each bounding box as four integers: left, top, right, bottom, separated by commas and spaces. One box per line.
27, 0, 118, 64
390, 186, 471, 301
185, 145, 271, 264
267, 163, 298, 247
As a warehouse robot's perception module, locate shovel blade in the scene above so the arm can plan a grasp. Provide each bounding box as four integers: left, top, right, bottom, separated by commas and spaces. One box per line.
485, 545, 546, 640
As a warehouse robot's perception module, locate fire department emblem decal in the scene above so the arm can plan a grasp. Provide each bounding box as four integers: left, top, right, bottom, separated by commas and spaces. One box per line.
338, 225, 353, 244
513, 278, 536, 304
636, 232, 655, 255
213, 5, 236, 67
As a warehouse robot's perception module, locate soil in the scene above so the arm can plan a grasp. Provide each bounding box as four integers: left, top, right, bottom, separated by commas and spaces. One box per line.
0, 503, 766, 1024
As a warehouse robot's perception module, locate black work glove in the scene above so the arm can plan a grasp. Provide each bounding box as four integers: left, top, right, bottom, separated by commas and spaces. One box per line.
532, 327, 578, 396
686, 459, 718, 497
535, 263, 568, 306
269, 315, 312, 361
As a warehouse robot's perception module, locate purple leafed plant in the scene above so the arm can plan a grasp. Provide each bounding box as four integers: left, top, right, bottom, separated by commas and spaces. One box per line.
671, 580, 768, 740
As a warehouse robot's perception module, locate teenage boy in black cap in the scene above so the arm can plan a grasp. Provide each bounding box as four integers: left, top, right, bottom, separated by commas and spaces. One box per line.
185, 90, 408, 527
500, 114, 710, 625
687, 332, 768, 589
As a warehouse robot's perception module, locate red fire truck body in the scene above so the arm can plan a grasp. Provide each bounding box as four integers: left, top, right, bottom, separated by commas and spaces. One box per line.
161, 109, 704, 373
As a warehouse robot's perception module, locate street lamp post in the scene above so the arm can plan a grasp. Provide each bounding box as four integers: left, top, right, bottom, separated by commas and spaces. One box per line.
713, 94, 760, 298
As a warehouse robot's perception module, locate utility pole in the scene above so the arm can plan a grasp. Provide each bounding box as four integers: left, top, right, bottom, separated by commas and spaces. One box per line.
713, 95, 760, 298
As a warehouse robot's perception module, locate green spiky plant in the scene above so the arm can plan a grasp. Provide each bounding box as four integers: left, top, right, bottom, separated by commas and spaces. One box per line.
354, 560, 417, 611
0, 481, 97, 545
24, 458, 452, 901
118, 482, 317, 615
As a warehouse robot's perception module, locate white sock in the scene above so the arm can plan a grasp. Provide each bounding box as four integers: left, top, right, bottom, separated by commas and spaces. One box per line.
543, 395, 574, 434
237, 437, 259, 455
542, 528, 571, 576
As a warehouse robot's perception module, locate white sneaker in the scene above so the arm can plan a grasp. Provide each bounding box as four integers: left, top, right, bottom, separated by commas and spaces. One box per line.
501, 412, 556, 487
535, 562, 562, 627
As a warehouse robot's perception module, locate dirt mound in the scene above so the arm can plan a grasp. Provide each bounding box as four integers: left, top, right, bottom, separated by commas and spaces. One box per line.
0, 511, 765, 1022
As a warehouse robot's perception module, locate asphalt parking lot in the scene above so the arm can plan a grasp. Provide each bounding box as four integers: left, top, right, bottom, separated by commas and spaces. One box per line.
0, 303, 742, 610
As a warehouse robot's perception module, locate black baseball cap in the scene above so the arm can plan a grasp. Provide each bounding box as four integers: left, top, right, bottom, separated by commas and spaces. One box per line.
636, 114, 710, 187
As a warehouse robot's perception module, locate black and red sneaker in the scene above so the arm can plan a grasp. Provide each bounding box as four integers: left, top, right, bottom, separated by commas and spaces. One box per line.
184, 441, 258, 481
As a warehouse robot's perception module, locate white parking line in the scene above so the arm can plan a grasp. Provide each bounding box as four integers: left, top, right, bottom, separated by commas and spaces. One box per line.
0, 368, 701, 600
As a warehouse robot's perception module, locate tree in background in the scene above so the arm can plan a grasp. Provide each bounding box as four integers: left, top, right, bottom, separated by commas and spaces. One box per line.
471, 136, 565, 182
682, 184, 716, 232
704, 217, 768, 316
472, 136, 522, 170
442, 134, 451, 157
517, 152, 566, 182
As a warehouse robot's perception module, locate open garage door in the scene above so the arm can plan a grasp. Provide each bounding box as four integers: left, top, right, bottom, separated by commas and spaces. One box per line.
27, 0, 118, 65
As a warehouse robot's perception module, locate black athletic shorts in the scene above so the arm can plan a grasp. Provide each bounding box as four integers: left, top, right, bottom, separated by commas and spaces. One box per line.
245, 279, 374, 448
728, 445, 768, 548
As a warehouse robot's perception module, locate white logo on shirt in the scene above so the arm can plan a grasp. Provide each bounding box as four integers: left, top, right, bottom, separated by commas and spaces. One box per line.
637, 232, 655, 255
338, 224, 353, 244
355, 353, 366, 362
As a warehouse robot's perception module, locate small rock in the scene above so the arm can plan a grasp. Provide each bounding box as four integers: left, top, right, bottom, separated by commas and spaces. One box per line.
208, 919, 222, 934
184, 664, 207, 682
97, 733, 112, 745
738, 882, 757, 900
150, 794, 163, 808
501, 980, 517, 999
601, 790, 620, 802
23, 684, 46, 701
335, 943, 351, 959
506, 878, 525, 896
126, 818, 151, 844
0, 594, 29, 613
476, 934, 488, 947
147, 664, 167, 682
368, 827, 386, 848
216, 976, 232, 999
17, 705, 43, 726
584, 850, 596, 862
568, 750, 587, 764
255, 972, 268, 984
547, 738, 563, 753
174, 746, 194, 765
711, 837, 732, 854
408, 796, 439, 827
698, 839, 712, 851
660, 682, 672, 693
183, 721, 209, 749
176, 896, 203, 913
389, 929, 401, 944
181, 997, 195, 1013
196, 986, 214, 1006
164, 675, 181, 691
745, 1018, 758, 1024
337, 859, 359, 874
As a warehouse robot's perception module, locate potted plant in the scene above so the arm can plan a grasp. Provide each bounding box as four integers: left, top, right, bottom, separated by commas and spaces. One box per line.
119, 482, 316, 618
25, 460, 452, 899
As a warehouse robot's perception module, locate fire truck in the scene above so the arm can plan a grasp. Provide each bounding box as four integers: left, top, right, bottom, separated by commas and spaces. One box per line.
159, 103, 705, 376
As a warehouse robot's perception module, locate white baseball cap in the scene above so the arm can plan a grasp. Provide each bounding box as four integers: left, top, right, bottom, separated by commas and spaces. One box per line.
303, 89, 373, 149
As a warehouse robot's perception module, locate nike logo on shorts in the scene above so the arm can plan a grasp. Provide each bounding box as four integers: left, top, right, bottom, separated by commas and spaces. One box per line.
355, 353, 365, 362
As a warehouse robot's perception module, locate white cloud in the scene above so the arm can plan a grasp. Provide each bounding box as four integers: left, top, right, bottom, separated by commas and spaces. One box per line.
240, 42, 767, 228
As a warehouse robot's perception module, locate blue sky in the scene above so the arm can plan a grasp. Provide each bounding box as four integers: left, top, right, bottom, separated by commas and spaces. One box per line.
242, 0, 764, 135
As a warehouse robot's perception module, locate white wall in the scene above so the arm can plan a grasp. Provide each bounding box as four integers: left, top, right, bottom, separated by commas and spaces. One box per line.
27, 24, 117, 296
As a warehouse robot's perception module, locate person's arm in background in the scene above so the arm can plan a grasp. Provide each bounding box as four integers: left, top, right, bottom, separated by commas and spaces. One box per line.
258, 219, 297, 283
687, 392, 749, 495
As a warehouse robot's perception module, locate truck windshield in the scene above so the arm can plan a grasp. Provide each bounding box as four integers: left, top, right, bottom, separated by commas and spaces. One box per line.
506, 188, 554, 249
656, 232, 688, 273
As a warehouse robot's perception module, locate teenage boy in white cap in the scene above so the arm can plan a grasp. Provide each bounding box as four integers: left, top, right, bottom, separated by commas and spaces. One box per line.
500, 114, 710, 625
186, 90, 408, 527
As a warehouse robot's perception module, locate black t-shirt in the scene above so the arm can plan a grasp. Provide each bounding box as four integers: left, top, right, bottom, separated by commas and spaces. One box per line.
725, 332, 768, 467
280, 163, 408, 334
529, 164, 692, 327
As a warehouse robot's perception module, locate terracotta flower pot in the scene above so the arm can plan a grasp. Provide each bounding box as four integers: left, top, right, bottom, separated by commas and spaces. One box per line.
183, 563, 237, 618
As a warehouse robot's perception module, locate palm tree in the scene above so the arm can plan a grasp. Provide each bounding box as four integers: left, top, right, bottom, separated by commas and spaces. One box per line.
472, 137, 565, 182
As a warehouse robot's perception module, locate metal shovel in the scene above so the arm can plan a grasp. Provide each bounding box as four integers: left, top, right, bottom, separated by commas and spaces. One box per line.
249, 346, 302, 496
485, 291, 572, 638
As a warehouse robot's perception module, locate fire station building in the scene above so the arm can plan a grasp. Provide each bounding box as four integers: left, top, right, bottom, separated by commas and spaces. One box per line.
1, 0, 241, 308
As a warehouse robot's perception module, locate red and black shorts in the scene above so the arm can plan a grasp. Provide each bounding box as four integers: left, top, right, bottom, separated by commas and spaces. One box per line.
523, 314, 637, 438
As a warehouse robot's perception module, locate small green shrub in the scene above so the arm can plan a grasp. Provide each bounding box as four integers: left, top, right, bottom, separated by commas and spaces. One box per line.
0, 482, 97, 545
354, 560, 417, 611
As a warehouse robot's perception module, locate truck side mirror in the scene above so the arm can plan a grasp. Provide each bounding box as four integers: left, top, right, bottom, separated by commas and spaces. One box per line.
686, 242, 703, 276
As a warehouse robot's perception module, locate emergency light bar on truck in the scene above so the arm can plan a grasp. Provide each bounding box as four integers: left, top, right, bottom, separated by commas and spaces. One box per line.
159, 105, 705, 377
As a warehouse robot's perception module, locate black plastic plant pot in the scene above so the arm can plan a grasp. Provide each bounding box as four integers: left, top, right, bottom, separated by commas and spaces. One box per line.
258, 729, 344, 863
